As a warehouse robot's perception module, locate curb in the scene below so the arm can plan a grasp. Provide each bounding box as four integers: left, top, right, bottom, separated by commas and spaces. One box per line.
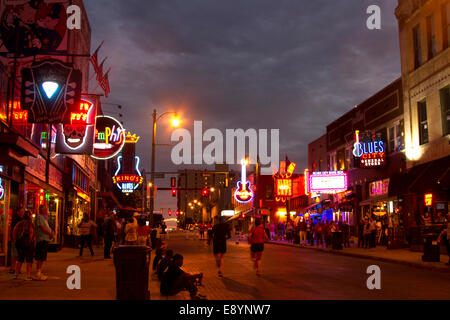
266, 241, 450, 273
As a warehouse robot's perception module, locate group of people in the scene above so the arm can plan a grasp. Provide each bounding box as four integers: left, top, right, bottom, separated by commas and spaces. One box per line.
9, 205, 54, 281
264, 219, 351, 248
79, 211, 168, 259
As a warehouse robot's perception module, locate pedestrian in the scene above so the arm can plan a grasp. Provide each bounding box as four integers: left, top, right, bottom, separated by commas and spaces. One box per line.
306, 219, 313, 245
137, 218, 151, 246
78, 213, 97, 256
277, 221, 285, 241
153, 248, 164, 271
264, 221, 270, 240
369, 218, 377, 248
12, 210, 34, 281
286, 220, 294, 242
160, 254, 205, 299
324, 221, 332, 248
299, 218, 307, 246
157, 249, 174, 280
442, 214, 450, 265
102, 211, 116, 259
315, 222, 323, 246
34, 205, 54, 280
358, 219, 365, 248
206, 222, 213, 245
248, 218, 268, 276
342, 221, 350, 248
124, 213, 139, 245
199, 223, 205, 240
364, 219, 371, 249
8, 207, 24, 274
212, 217, 231, 277
269, 222, 275, 240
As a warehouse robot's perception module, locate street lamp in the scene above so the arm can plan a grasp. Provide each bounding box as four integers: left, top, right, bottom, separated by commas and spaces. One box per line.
150, 109, 180, 217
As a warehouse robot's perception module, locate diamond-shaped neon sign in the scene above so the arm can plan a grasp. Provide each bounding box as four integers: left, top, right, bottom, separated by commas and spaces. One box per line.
42, 81, 59, 99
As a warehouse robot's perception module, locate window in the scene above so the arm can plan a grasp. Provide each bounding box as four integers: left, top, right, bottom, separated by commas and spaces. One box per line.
418, 100, 428, 145
344, 148, 351, 170
443, 3, 450, 49
426, 15, 437, 59
389, 120, 405, 153
440, 86, 450, 136
413, 25, 422, 68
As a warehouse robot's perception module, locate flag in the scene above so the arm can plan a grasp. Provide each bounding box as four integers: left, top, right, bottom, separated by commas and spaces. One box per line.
100, 69, 111, 98
90, 41, 104, 74
96, 57, 107, 82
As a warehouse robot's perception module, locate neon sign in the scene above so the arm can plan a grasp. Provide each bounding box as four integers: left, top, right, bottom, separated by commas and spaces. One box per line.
92, 115, 126, 160
234, 158, 254, 203
353, 130, 386, 168
0, 178, 4, 200
125, 131, 140, 144
113, 156, 143, 194
424, 193, 433, 206
275, 178, 293, 197
274, 160, 296, 201
307, 171, 348, 194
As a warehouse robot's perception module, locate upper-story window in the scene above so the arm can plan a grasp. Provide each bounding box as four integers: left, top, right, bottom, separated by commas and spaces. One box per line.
418, 100, 429, 145
413, 24, 422, 69
388, 120, 405, 153
442, 2, 450, 49
426, 15, 437, 59
440, 86, 450, 136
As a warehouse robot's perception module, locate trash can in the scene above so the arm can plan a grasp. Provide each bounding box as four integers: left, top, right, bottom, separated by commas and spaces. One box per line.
113, 245, 151, 300
422, 233, 440, 262
332, 232, 343, 250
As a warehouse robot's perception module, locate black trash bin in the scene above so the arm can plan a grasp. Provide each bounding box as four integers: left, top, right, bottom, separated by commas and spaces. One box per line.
113, 245, 151, 300
332, 232, 343, 250
422, 233, 440, 262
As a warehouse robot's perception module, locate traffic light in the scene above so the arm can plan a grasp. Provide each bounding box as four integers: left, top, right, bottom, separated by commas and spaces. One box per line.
202, 188, 209, 197
171, 188, 177, 197
170, 177, 176, 188
168, 209, 172, 216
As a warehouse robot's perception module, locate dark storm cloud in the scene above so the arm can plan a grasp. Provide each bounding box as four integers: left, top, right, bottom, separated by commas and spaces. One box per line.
84, 0, 400, 208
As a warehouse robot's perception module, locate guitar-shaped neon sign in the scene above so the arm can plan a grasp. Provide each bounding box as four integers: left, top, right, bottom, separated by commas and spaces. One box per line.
234, 158, 254, 203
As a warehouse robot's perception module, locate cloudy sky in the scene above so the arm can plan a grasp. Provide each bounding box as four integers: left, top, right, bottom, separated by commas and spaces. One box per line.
84, 0, 401, 214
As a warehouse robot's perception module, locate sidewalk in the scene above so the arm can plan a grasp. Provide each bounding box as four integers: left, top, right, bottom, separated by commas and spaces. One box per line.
266, 238, 450, 272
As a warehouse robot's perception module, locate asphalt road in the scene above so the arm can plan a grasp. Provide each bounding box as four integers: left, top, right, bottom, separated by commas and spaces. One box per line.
170, 233, 450, 300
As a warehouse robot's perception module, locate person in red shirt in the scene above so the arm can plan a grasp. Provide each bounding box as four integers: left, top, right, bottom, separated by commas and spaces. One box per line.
248, 218, 268, 276
199, 223, 205, 239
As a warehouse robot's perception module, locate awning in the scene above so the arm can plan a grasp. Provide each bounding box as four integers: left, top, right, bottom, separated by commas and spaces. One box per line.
360, 196, 397, 206
97, 192, 121, 207
300, 202, 321, 214
406, 155, 450, 193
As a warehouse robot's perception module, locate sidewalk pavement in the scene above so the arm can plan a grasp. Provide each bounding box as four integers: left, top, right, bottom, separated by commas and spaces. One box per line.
265, 238, 450, 272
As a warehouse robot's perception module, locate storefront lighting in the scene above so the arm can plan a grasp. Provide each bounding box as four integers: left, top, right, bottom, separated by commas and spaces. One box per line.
424, 193, 433, 206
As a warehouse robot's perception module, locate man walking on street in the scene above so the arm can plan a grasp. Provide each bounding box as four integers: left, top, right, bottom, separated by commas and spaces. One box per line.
102, 211, 116, 259
34, 205, 54, 281
78, 214, 97, 256
212, 217, 231, 277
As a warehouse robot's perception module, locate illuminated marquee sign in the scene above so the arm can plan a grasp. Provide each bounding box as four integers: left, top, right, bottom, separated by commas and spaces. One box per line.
274, 160, 296, 201
113, 156, 143, 194
92, 115, 126, 160
275, 178, 293, 197
353, 130, 386, 168
307, 171, 348, 194
234, 159, 254, 203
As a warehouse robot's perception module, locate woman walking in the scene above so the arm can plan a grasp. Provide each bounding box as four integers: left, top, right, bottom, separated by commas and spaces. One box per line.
78, 214, 97, 256
248, 218, 268, 276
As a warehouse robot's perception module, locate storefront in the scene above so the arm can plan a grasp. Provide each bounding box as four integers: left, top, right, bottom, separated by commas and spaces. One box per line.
0, 166, 10, 265
63, 159, 91, 248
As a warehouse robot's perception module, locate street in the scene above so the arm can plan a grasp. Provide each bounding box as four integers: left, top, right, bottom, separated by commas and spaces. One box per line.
1, 232, 450, 300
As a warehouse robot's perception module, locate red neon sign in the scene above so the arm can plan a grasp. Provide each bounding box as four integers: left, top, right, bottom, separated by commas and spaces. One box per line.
113, 174, 143, 184
275, 178, 293, 197
424, 193, 433, 206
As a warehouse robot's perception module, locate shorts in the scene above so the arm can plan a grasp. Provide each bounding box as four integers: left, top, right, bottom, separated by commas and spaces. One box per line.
35, 241, 49, 262
16, 242, 34, 263
250, 243, 264, 253
213, 243, 226, 254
